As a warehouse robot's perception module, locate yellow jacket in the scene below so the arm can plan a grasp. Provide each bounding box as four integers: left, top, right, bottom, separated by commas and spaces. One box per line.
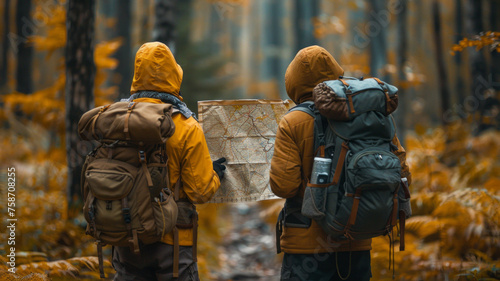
270, 46, 412, 254
130, 42, 220, 246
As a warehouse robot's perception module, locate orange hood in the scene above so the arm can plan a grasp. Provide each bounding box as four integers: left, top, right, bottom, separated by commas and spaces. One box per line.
285, 45, 344, 104
130, 42, 183, 100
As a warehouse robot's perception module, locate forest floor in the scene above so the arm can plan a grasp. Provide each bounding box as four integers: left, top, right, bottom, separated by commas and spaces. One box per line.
212, 202, 281, 280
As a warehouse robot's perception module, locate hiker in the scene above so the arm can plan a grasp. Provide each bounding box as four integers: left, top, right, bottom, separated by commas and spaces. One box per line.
111, 42, 226, 280
270, 45, 412, 281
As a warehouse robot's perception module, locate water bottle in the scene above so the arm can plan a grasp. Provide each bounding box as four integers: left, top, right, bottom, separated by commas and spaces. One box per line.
310, 157, 332, 184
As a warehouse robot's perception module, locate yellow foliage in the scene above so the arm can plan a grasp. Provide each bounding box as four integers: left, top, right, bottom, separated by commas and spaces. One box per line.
312, 16, 345, 39
451, 31, 500, 55
0, 0, 122, 276
94, 38, 122, 105
2, 75, 66, 133
368, 121, 500, 280
2, 2, 499, 280
0, 256, 114, 280
30, 5, 67, 56
206, 0, 248, 5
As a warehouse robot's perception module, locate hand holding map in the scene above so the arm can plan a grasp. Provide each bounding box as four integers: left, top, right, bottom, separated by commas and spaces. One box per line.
198, 99, 294, 203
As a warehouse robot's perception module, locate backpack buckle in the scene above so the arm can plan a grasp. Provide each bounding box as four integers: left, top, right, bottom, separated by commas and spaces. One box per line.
139, 150, 146, 163
89, 204, 95, 220
122, 207, 131, 224
127, 102, 136, 111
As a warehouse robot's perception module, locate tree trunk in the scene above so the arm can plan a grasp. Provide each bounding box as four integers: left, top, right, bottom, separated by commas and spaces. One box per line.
490, 0, 500, 90
465, 0, 488, 133
432, 0, 451, 125
396, 0, 407, 144
0, 0, 10, 89
65, 0, 96, 214
115, 0, 132, 98
454, 0, 466, 103
15, 0, 33, 94
293, 0, 319, 52
368, 0, 389, 81
153, 0, 176, 51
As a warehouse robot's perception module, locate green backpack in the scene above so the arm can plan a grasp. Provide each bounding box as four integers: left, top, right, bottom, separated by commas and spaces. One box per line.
288, 77, 411, 248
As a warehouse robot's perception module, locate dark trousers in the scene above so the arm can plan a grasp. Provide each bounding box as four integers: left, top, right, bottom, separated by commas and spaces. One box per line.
280, 251, 372, 281
112, 242, 199, 281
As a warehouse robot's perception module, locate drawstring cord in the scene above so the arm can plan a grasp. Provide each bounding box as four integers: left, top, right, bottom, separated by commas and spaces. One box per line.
336, 250, 352, 280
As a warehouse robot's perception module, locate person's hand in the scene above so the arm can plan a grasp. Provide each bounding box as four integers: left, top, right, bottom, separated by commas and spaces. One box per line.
213, 157, 227, 180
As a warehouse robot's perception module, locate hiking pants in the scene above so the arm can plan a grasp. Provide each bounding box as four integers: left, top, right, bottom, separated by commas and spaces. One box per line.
280, 250, 371, 281
112, 242, 199, 281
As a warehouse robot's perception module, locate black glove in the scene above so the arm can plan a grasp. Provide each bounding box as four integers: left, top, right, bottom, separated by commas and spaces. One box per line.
213, 157, 227, 180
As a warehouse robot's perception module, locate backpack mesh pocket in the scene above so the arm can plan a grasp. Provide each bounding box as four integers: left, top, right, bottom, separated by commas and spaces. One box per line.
301, 183, 328, 220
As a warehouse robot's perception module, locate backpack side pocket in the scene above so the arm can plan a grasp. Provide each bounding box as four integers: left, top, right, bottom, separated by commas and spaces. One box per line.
152, 189, 178, 237
301, 182, 329, 220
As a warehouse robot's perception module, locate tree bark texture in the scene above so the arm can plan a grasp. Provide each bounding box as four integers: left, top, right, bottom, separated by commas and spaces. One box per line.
396, 0, 408, 145
153, 0, 176, 51
65, 0, 96, 212
454, 0, 466, 103
116, 0, 132, 98
432, 0, 451, 124
16, 0, 33, 94
293, 0, 319, 53
368, 0, 389, 81
0, 0, 10, 89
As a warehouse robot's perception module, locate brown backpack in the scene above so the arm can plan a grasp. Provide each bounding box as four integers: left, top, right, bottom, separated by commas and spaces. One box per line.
78, 101, 178, 278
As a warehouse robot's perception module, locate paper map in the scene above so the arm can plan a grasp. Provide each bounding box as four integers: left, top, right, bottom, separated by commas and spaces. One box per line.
198, 99, 294, 203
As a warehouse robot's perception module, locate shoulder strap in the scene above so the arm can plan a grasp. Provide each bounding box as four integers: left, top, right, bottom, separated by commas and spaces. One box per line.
173, 178, 181, 278
289, 100, 314, 117
289, 101, 327, 157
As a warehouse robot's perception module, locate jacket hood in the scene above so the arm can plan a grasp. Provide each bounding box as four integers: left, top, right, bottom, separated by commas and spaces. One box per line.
285, 45, 344, 104
130, 42, 183, 100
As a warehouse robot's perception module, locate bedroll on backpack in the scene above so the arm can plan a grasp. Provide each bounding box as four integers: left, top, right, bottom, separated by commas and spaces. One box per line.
78, 101, 179, 278
294, 77, 411, 246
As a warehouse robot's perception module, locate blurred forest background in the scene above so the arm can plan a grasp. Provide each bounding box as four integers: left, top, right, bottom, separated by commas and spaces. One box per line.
0, 0, 499, 280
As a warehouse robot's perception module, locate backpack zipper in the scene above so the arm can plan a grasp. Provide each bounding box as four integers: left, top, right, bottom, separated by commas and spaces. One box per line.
348, 150, 398, 169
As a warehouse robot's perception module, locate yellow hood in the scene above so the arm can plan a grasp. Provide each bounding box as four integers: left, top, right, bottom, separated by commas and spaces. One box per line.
130, 42, 183, 100
285, 45, 344, 104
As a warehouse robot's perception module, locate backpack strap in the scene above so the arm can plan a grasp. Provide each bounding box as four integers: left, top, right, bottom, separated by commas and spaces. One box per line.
399, 178, 410, 251
124, 102, 138, 141
90, 104, 111, 140
97, 241, 105, 278
173, 179, 181, 279
192, 210, 198, 263
88, 193, 106, 278
344, 187, 362, 239
275, 208, 284, 254
172, 178, 198, 278
122, 197, 140, 255
283, 101, 330, 229
399, 210, 406, 251
289, 101, 327, 157
283, 102, 318, 229
331, 142, 349, 185
138, 149, 154, 187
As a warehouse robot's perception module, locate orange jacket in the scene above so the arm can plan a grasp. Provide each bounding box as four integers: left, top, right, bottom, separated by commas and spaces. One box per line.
130, 42, 220, 246
270, 46, 412, 254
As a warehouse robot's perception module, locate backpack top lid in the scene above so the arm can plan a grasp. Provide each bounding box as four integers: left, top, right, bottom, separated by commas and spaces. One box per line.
323, 78, 398, 99
313, 77, 399, 122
